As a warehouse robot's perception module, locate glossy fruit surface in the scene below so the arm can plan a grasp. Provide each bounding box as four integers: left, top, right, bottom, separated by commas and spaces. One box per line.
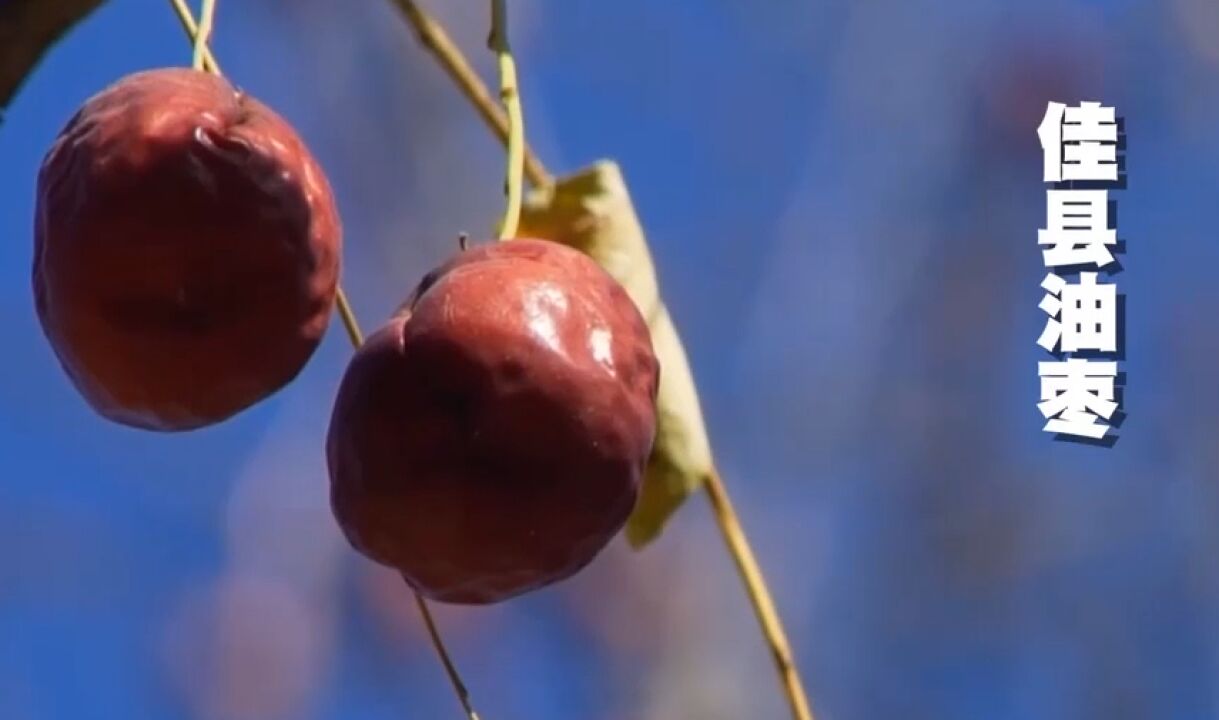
34, 67, 340, 430
328, 239, 659, 604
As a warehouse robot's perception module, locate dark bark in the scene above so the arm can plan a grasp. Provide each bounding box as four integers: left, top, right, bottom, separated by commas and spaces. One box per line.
0, 0, 104, 113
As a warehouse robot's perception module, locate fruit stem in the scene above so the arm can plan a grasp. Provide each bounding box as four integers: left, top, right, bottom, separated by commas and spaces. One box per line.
704, 469, 815, 720
333, 288, 365, 346
166, 4, 482, 719
192, 0, 216, 71
169, 0, 220, 73
391, 5, 818, 718
389, 1, 550, 189
488, 0, 524, 241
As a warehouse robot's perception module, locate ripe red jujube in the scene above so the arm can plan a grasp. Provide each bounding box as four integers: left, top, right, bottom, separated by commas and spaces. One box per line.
33, 67, 340, 430
327, 239, 660, 604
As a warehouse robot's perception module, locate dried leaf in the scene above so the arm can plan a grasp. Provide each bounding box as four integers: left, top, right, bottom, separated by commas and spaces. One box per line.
519, 160, 713, 548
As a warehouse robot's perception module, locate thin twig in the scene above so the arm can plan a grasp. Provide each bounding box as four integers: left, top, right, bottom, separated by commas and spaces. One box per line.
389, 4, 817, 718
704, 469, 814, 720
488, 0, 523, 240
413, 589, 482, 720
165, 3, 480, 718
388, 0, 549, 188
192, 0, 216, 71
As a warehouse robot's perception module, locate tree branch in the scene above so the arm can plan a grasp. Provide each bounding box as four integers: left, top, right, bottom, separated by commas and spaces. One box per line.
389, 0, 550, 188
0, 0, 104, 113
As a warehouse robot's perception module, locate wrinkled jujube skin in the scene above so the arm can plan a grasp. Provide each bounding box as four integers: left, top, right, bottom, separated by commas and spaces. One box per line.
33, 67, 340, 430
327, 239, 660, 604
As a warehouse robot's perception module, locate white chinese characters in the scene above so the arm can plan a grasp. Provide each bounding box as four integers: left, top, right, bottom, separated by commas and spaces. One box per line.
1039, 190, 1117, 268
1037, 101, 1119, 182
1038, 360, 1118, 439
1037, 272, 1117, 354
1036, 101, 1123, 442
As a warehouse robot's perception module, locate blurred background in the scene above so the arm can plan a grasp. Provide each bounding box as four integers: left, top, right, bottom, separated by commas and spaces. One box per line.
1, 0, 1217, 718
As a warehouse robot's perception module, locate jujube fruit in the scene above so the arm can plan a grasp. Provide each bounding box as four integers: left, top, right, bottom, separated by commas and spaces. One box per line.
33, 67, 340, 430
327, 238, 660, 604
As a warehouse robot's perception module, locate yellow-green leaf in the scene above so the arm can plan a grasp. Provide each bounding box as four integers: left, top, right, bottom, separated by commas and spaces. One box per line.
519, 160, 713, 548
